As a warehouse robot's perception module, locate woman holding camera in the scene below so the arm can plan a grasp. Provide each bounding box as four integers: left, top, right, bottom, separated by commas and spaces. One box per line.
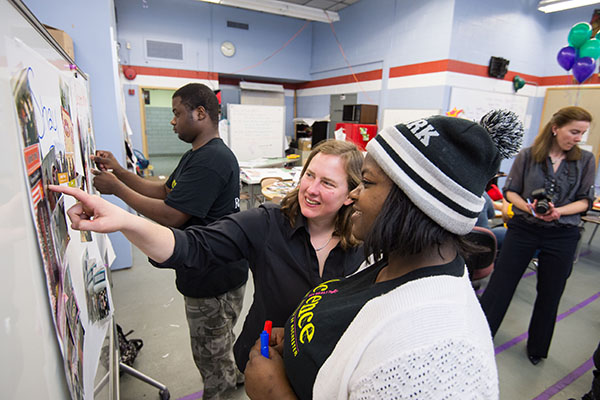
480, 106, 596, 365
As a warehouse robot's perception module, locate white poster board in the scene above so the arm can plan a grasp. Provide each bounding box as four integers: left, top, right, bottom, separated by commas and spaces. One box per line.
1, 2, 116, 398
449, 87, 529, 124
382, 108, 441, 130
228, 104, 285, 162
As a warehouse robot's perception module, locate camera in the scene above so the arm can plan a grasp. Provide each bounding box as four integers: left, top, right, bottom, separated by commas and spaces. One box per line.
531, 188, 552, 214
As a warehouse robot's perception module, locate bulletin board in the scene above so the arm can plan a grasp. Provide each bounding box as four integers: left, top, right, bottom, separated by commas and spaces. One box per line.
449, 87, 529, 125
540, 87, 600, 166
228, 104, 286, 162
1, 1, 117, 399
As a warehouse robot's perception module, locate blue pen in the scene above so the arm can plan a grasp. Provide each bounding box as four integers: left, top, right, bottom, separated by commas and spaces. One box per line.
260, 330, 269, 358
527, 198, 537, 217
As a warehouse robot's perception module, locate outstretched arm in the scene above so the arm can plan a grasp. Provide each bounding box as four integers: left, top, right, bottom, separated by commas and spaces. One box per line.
49, 185, 175, 263
91, 170, 191, 227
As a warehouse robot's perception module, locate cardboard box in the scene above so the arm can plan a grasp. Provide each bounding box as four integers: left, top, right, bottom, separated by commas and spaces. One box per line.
298, 137, 312, 151
44, 24, 75, 61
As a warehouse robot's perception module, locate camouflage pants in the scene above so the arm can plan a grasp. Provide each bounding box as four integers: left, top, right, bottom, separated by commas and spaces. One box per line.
184, 284, 246, 400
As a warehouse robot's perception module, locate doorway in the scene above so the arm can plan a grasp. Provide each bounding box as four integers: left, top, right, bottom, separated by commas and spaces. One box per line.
139, 87, 185, 177
329, 93, 357, 138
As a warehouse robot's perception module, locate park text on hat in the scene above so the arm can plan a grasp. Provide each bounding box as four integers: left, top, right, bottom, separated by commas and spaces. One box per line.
367, 110, 523, 235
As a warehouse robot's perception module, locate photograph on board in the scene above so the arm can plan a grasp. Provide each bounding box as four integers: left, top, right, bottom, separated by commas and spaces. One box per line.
76, 116, 96, 242
82, 249, 110, 323
64, 264, 84, 400
77, 116, 97, 194
13, 68, 44, 205
50, 195, 70, 262
13, 67, 38, 148
60, 77, 76, 185
65, 318, 84, 400
41, 147, 61, 211
35, 199, 61, 315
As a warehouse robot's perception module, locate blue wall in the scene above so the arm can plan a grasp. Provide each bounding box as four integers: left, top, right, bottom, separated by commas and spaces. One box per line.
310, 0, 455, 80
450, 0, 548, 75
115, 0, 312, 81
297, 94, 330, 119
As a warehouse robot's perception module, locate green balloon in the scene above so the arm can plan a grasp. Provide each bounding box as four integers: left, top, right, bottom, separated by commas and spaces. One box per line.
568, 22, 592, 49
580, 38, 600, 59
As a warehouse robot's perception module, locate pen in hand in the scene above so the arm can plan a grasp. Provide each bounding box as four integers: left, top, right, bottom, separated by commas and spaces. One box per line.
263, 320, 272, 339
260, 330, 269, 358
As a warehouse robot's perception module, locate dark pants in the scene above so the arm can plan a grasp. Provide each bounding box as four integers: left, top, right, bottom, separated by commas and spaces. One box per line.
480, 216, 580, 358
592, 340, 600, 399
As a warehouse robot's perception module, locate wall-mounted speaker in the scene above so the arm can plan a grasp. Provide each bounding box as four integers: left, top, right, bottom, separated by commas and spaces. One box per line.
488, 56, 510, 79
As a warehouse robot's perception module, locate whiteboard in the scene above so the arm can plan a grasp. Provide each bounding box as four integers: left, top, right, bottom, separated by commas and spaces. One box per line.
1, 1, 117, 399
449, 87, 529, 124
228, 104, 285, 162
382, 108, 441, 130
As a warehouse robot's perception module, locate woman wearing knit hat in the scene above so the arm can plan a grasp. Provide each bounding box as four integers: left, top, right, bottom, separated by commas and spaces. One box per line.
480, 106, 596, 366
243, 110, 523, 399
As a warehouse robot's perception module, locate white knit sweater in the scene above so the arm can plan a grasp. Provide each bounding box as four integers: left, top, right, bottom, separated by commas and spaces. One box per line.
312, 269, 498, 399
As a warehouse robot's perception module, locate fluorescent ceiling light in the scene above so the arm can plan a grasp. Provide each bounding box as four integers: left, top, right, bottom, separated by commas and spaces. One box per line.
197, 0, 340, 23
538, 0, 600, 13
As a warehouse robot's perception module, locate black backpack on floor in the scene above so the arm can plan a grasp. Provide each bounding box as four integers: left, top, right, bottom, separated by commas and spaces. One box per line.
116, 323, 144, 367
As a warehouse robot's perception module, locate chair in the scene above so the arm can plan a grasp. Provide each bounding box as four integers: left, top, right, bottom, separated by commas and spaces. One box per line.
260, 177, 283, 190
464, 226, 497, 282
574, 213, 600, 263
259, 177, 283, 204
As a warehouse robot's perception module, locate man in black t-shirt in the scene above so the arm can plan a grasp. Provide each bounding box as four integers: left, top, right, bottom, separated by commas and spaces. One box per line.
92, 83, 248, 399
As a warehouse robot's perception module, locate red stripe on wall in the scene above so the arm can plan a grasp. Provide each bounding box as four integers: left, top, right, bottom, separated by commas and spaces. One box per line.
389, 59, 600, 87
122, 63, 599, 90
390, 59, 542, 84
389, 60, 449, 77
295, 69, 383, 89
123, 65, 218, 81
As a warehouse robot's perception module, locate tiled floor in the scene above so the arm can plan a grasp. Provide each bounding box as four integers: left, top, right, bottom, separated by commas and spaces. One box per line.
112, 221, 600, 400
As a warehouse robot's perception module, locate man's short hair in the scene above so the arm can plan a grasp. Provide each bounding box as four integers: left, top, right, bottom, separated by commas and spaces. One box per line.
173, 83, 219, 125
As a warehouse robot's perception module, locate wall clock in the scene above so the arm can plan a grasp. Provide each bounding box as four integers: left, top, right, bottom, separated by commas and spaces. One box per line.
220, 41, 236, 57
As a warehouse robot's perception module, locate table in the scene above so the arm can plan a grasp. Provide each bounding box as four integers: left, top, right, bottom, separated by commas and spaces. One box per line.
262, 180, 297, 202
240, 167, 302, 207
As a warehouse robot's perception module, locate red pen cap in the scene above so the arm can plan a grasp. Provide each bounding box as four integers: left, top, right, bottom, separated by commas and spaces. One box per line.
263, 320, 272, 337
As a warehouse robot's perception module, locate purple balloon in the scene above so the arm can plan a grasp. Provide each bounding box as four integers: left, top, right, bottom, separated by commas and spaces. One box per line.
557, 46, 576, 71
572, 57, 596, 83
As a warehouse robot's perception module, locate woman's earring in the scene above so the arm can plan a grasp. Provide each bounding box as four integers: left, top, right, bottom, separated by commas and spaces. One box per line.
553, 132, 557, 136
